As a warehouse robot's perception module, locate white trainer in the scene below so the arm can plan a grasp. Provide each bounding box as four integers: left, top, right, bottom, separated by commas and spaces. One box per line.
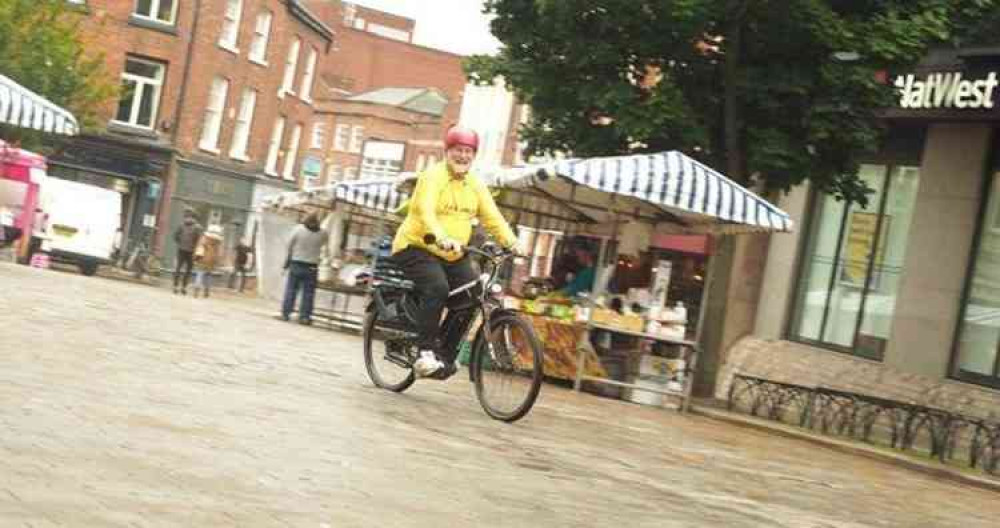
413, 350, 444, 378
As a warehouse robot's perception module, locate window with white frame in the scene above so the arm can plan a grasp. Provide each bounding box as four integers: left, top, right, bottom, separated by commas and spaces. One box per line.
326, 164, 342, 182
133, 0, 177, 25
343, 167, 357, 180
300, 47, 318, 102
114, 57, 165, 130
249, 11, 272, 64
265, 117, 286, 176
361, 141, 404, 179
280, 37, 301, 97
282, 123, 303, 180
349, 125, 364, 153
219, 0, 244, 52
333, 124, 350, 151
229, 87, 257, 160
310, 122, 327, 150
199, 77, 230, 152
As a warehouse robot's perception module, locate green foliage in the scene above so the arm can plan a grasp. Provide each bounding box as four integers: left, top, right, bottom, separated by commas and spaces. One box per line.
0, 0, 115, 149
469, 0, 999, 204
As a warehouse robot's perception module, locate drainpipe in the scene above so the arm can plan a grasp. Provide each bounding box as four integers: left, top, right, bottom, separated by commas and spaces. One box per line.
157, 0, 202, 254
171, 0, 202, 145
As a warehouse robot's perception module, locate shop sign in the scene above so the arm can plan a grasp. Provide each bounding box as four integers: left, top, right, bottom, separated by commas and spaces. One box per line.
895, 71, 999, 110
301, 156, 323, 185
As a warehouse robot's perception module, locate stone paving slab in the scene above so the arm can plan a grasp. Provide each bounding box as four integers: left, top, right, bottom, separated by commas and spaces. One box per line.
1, 262, 998, 527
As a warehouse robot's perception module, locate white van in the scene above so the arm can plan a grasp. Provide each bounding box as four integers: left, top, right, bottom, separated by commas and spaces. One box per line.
38, 178, 122, 276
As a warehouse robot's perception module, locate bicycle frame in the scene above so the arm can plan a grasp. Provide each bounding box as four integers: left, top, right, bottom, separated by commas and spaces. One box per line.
371, 243, 515, 370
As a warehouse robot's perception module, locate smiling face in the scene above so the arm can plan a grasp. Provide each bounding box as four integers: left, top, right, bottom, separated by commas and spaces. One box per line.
445, 145, 476, 176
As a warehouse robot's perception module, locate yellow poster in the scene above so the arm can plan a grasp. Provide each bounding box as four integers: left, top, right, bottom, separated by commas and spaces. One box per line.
841, 212, 889, 288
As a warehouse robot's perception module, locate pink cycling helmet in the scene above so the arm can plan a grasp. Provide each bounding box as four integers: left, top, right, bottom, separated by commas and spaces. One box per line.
444, 125, 479, 152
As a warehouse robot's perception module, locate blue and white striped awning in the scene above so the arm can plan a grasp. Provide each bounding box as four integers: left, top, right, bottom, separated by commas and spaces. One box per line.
487, 151, 794, 234
332, 177, 408, 212
258, 176, 413, 216
0, 73, 78, 136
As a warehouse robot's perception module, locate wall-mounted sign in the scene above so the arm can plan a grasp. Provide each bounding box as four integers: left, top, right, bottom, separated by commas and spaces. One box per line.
895, 71, 999, 110
301, 156, 323, 185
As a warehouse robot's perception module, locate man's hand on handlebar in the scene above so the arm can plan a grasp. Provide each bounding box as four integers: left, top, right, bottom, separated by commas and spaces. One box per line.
423, 233, 460, 252
437, 237, 462, 252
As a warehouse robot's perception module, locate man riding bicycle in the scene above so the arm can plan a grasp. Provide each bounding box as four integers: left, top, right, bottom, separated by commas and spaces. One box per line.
392, 125, 521, 379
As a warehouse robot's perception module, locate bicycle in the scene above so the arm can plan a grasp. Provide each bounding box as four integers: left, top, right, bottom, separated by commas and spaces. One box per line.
363, 235, 544, 423
124, 234, 161, 279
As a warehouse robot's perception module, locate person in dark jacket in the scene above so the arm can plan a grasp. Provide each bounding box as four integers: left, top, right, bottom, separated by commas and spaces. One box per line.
173, 209, 204, 295
228, 237, 253, 292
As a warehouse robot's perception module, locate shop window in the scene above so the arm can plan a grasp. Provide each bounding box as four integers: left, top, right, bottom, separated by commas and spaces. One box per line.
264, 116, 285, 176
198, 76, 229, 153
279, 37, 301, 97
282, 123, 303, 181
134, 0, 177, 25
955, 171, 1000, 388
788, 164, 921, 360
113, 57, 165, 130
229, 87, 257, 160
300, 47, 318, 102
218, 0, 244, 52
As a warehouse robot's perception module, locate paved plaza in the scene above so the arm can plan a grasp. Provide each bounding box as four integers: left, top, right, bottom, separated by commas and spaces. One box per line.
0, 262, 997, 527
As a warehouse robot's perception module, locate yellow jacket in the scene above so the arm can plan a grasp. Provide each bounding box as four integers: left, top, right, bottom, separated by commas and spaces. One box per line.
392, 161, 517, 261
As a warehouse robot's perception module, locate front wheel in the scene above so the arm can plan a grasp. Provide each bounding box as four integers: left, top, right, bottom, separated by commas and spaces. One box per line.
471, 313, 544, 422
363, 311, 416, 393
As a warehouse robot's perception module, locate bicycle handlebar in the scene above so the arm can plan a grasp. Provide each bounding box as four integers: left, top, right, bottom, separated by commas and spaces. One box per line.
422, 233, 513, 260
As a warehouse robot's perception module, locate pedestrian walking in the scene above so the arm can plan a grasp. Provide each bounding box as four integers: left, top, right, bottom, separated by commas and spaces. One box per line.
192, 224, 223, 298
173, 209, 203, 295
280, 212, 328, 325
229, 237, 253, 292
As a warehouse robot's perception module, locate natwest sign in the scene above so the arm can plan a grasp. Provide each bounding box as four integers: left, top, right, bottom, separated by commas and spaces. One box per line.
895, 71, 999, 110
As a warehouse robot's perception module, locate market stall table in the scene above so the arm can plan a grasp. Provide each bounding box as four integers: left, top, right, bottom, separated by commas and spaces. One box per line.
520, 313, 607, 381
573, 322, 699, 413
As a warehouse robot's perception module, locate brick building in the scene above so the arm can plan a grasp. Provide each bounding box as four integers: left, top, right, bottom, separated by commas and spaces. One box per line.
310, 87, 449, 187
48, 0, 333, 265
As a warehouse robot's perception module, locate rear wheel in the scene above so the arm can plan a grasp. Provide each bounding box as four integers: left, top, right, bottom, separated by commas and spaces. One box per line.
363, 311, 416, 392
472, 313, 544, 422
78, 261, 98, 276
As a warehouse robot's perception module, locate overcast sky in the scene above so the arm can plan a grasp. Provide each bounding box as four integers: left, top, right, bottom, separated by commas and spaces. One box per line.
350, 0, 502, 56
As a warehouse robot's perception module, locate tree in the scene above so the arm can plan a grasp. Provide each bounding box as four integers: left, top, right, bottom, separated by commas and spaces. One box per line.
468, 0, 1000, 204
0, 0, 115, 149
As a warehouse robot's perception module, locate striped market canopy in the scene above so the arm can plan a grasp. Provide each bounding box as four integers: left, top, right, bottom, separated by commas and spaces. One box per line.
0, 74, 78, 135
332, 177, 408, 212
486, 151, 794, 234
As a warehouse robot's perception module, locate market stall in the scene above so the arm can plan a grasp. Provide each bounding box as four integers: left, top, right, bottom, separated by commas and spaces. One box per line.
0, 73, 78, 261
257, 177, 409, 330
0, 139, 46, 261
482, 151, 794, 411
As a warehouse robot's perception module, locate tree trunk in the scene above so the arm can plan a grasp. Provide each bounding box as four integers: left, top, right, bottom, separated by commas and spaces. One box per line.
694, 0, 761, 399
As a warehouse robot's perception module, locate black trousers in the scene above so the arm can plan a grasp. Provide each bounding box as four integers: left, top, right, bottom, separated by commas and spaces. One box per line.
174, 250, 195, 288
393, 247, 479, 355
